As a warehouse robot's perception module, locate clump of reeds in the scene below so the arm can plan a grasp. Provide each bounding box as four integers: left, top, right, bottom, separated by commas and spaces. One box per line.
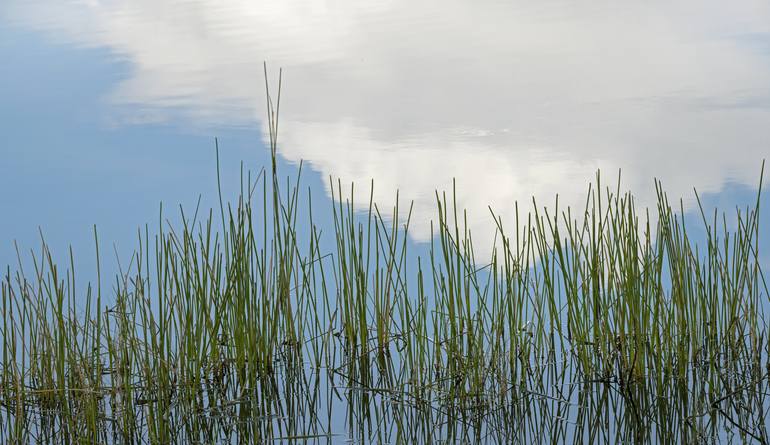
1, 69, 768, 443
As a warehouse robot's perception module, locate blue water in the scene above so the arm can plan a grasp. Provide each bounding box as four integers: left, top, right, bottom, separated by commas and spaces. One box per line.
0, 0, 770, 270
2, 0, 770, 293
2, 5, 770, 441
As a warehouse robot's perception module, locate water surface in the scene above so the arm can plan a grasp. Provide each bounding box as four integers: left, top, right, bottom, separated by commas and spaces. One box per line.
2, 0, 770, 264
2, 3, 770, 442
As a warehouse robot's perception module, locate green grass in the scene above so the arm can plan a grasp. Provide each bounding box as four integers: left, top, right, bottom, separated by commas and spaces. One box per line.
1, 72, 769, 443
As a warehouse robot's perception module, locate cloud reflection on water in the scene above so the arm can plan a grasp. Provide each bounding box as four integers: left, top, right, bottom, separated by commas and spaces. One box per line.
4, 0, 770, 249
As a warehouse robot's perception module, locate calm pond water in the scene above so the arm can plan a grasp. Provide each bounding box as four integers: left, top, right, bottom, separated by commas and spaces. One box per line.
2, 2, 770, 443
2, 0, 770, 267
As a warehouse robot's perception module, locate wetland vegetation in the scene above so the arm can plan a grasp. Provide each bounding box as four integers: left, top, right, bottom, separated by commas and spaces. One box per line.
2, 79, 769, 444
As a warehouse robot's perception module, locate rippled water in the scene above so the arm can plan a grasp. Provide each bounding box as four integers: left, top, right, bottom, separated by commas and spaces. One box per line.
2, 1, 770, 256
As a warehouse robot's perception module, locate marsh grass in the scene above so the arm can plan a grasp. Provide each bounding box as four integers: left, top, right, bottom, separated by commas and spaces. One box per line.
1, 70, 769, 443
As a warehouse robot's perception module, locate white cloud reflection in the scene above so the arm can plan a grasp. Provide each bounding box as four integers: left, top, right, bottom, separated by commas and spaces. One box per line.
5, 0, 770, 249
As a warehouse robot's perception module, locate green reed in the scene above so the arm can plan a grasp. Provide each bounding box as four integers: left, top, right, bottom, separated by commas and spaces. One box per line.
1, 71, 769, 443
